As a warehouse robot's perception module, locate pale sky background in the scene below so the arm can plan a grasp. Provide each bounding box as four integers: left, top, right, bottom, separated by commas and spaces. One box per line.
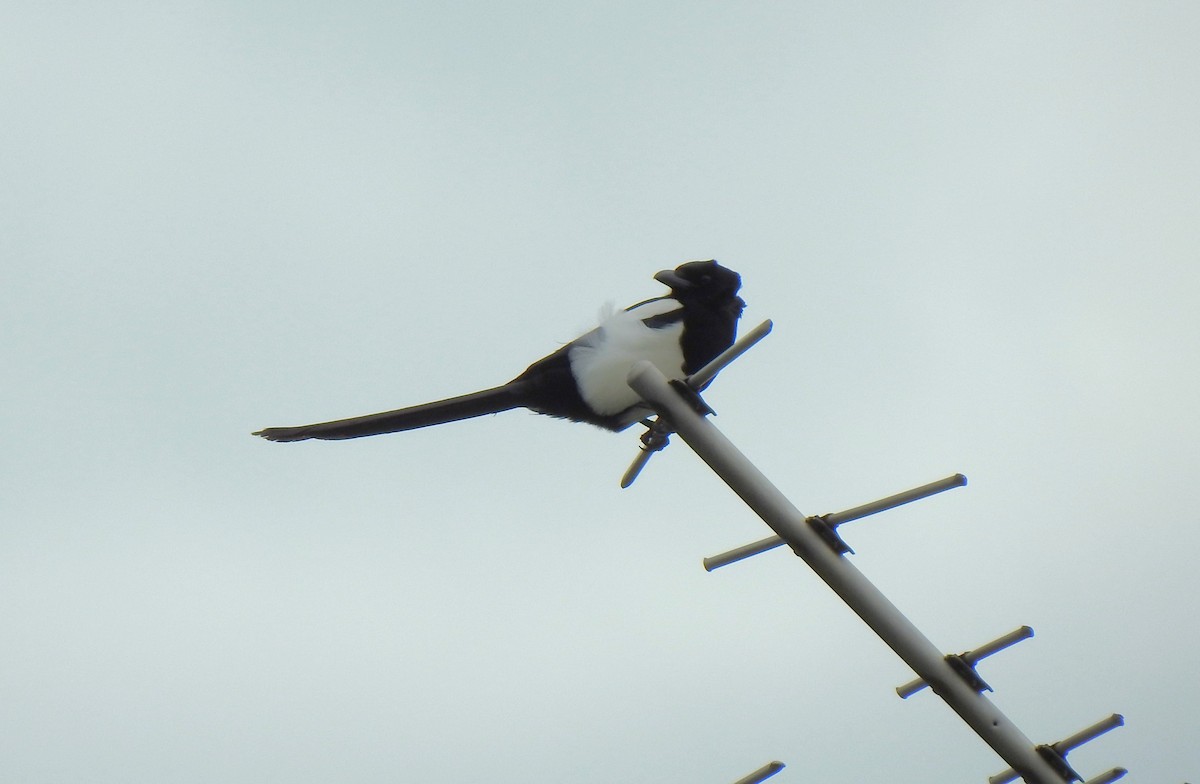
3, 2, 1198, 783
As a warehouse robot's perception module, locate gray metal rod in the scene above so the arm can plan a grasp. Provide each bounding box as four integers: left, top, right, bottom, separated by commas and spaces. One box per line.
704, 473, 968, 571
626, 361, 1068, 784
897, 626, 1034, 699
824, 473, 967, 525
730, 761, 786, 784
1081, 768, 1126, 784
991, 715, 1126, 784
1053, 714, 1124, 754
703, 534, 787, 571
966, 626, 1034, 665
690, 320, 774, 390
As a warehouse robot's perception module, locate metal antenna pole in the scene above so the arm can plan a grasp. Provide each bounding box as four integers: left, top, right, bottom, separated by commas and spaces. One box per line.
626, 361, 1070, 784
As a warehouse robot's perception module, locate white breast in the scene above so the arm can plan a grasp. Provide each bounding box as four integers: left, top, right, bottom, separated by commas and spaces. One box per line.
567, 299, 685, 415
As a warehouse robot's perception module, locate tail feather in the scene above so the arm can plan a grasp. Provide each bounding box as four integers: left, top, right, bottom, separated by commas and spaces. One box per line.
253, 382, 530, 442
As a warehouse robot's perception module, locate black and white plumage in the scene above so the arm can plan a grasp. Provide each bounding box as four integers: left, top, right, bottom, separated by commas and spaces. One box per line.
252, 260, 744, 442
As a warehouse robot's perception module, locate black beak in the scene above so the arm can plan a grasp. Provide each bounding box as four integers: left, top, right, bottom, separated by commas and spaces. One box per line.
654, 269, 689, 289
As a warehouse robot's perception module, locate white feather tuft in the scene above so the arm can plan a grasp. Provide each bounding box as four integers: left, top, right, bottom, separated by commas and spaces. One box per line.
568, 299, 685, 415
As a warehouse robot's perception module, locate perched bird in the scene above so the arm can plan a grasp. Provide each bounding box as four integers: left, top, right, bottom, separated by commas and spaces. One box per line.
253, 259, 744, 442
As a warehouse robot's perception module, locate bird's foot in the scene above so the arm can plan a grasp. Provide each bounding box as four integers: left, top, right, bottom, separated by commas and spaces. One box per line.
640, 421, 673, 452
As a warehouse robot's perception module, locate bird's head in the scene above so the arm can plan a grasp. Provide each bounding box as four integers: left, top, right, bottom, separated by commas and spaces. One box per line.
654, 260, 742, 303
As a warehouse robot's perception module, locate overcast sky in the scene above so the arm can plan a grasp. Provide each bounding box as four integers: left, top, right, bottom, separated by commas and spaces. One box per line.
3, 2, 1198, 783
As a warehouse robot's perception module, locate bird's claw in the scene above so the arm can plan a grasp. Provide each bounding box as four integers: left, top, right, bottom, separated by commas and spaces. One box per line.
639, 422, 672, 452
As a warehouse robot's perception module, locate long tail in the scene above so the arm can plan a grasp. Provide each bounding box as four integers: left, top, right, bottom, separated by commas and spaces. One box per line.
252, 382, 531, 442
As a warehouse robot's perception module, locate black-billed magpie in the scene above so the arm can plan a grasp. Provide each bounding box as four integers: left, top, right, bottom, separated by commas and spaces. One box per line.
253, 259, 744, 442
